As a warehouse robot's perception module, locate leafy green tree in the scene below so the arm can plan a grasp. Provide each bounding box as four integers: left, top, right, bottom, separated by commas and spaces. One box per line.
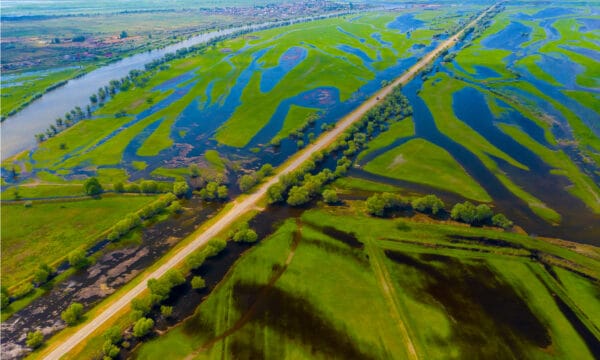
450, 201, 477, 224
120, 30, 128, 39
131, 296, 156, 315
61, 302, 84, 326
238, 174, 257, 193
83, 177, 103, 196
102, 340, 120, 358
140, 180, 158, 193
287, 186, 310, 206
206, 239, 227, 257
267, 183, 285, 204
411, 195, 445, 215
186, 251, 206, 270
113, 182, 125, 193
475, 204, 493, 223
1, 291, 9, 310
33, 264, 53, 284
366, 194, 387, 216
168, 201, 183, 214
258, 164, 274, 177
217, 185, 228, 199
132, 317, 154, 338
103, 326, 122, 344
189, 164, 200, 178
173, 181, 190, 197
322, 189, 339, 204
26, 330, 44, 349
191, 276, 206, 290
492, 213, 513, 229
233, 229, 258, 243
68, 249, 89, 269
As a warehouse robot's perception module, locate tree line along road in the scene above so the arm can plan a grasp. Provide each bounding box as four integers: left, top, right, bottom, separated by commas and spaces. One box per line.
42, 3, 501, 359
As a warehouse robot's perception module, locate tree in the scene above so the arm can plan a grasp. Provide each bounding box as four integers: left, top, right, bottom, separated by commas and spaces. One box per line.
133, 317, 154, 338
217, 185, 228, 199
68, 249, 89, 269
206, 238, 227, 257
140, 180, 158, 193
1, 291, 9, 310
131, 295, 156, 315
103, 326, 122, 344
366, 194, 387, 216
61, 302, 84, 325
322, 189, 338, 204
411, 195, 445, 215
191, 276, 206, 290
113, 182, 125, 193
238, 174, 257, 193
450, 201, 477, 224
475, 204, 493, 223
160, 305, 173, 318
83, 177, 103, 196
287, 186, 310, 206
103, 340, 119, 358
33, 264, 53, 285
173, 181, 190, 197
189, 164, 200, 178
267, 183, 285, 204
120, 30, 128, 39
492, 213, 513, 229
90, 94, 98, 104
233, 229, 258, 243
26, 330, 44, 349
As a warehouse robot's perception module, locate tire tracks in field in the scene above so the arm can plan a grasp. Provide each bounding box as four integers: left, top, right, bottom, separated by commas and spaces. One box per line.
183, 219, 303, 359
365, 238, 419, 360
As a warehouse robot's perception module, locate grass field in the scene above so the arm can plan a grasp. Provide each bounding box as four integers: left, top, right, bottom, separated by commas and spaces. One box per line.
363, 138, 492, 202
131, 206, 600, 359
1, 195, 157, 288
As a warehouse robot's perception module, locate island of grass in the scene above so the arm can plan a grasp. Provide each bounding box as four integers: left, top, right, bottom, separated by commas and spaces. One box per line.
363, 138, 492, 202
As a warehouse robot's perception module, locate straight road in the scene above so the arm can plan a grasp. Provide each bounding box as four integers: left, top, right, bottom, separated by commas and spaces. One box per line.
43, 4, 499, 359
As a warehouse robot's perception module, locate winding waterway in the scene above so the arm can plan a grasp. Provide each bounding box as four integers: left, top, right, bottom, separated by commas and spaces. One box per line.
0, 13, 351, 160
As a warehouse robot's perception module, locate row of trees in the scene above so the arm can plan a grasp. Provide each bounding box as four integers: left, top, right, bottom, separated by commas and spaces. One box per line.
35, 106, 88, 143
364, 192, 513, 229
238, 164, 274, 192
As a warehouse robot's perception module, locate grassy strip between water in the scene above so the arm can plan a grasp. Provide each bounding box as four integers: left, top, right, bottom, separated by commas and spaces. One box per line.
363, 138, 492, 203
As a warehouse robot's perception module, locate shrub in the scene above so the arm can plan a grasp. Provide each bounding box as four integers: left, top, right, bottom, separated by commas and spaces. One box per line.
232, 229, 258, 243
492, 213, 513, 229
160, 305, 173, 318
103, 326, 122, 344
267, 183, 285, 204
411, 195, 445, 215
83, 177, 103, 196
102, 340, 120, 358
133, 317, 154, 338
113, 182, 125, 193
33, 264, 53, 285
366, 193, 406, 217
191, 276, 206, 290
287, 186, 310, 206
26, 330, 44, 349
68, 249, 89, 269
206, 239, 227, 257
173, 181, 190, 197
140, 180, 158, 194
475, 204, 493, 223
322, 189, 339, 204
61, 302, 84, 326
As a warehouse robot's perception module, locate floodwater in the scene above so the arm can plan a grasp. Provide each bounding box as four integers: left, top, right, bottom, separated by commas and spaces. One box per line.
0, 15, 351, 160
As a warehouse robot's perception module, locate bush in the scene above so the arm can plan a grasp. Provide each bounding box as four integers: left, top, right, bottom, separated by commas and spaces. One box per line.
147, 269, 185, 301
1, 292, 9, 310
132, 317, 154, 338
185, 251, 207, 270
191, 276, 206, 290
167, 201, 183, 214
33, 264, 53, 285
26, 330, 44, 349
322, 189, 339, 204
411, 195, 445, 215
475, 204, 493, 223
61, 302, 84, 326
206, 239, 227, 257
287, 186, 310, 206
125, 183, 141, 193
113, 182, 125, 193
238, 174, 257, 193
103, 326, 122, 344
232, 228, 258, 243
102, 340, 120, 358
160, 305, 173, 318
267, 183, 285, 204
366, 193, 406, 217
217, 185, 228, 199
492, 213, 513, 229
140, 180, 158, 194
450, 201, 478, 224
173, 181, 190, 197
83, 177, 103, 196
68, 249, 89, 269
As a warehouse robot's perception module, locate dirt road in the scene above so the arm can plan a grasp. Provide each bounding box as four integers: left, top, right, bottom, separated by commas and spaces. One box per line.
43, 4, 499, 359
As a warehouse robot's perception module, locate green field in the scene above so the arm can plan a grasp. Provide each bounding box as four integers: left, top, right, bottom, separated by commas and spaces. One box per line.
131, 206, 600, 359
363, 138, 492, 202
1, 195, 157, 288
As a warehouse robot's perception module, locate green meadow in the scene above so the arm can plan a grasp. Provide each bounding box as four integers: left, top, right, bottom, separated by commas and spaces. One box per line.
131, 206, 600, 359
1, 195, 157, 288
